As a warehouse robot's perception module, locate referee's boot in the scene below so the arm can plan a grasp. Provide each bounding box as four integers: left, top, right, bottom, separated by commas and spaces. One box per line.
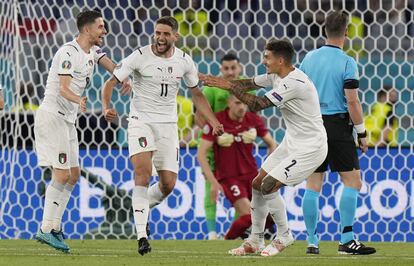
338, 239, 376, 255
306, 244, 320, 255
138, 237, 152, 256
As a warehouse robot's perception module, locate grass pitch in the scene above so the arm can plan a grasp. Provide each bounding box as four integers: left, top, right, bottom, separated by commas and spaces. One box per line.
0, 240, 413, 266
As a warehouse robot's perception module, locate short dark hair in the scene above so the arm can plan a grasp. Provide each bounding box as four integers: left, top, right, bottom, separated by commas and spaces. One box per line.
220, 53, 240, 64
325, 11, 349, 38
156, 16, 179, 32
378, 85, 392, 99
77, 10, 103, 31
265, 39, 294, 64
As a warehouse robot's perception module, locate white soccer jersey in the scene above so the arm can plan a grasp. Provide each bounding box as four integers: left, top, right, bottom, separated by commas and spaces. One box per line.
39, 39, 106, 123
113, 45, 199, 123
257, 69, 327, 147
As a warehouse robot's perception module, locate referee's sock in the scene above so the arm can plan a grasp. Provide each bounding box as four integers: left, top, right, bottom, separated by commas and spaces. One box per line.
339, 187, 358, 244
302, 189, 320, 247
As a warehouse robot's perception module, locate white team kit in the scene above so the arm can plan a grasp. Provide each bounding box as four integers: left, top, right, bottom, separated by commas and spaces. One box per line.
35, 39, 106, 169
113, 45, 199, 173
255, 68, 328, 186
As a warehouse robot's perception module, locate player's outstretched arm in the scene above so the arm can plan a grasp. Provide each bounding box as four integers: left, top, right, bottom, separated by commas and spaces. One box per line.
230, 85, 273, 112
99, 56, 132, 96
102, 76, 119, 122
199, 74, 261, 92
191, 87, 224, 136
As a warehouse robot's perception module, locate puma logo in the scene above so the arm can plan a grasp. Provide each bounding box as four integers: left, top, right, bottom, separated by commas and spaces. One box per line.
157, 67, 162, 72
135, 208, 145, 213
53, 201, 59, 206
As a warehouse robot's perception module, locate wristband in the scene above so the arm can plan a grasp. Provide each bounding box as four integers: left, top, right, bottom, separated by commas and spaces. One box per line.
354, 123, 365, 134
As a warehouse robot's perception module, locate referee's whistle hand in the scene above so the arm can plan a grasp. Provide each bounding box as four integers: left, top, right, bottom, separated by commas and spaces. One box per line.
358, 137, 368, 153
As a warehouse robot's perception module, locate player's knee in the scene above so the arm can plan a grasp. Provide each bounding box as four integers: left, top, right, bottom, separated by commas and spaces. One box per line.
53, 168, 71, 184
260, 176, 277, 195
160, 180, 176, 196
69, 167, 80, 184
133, 167, 152, 186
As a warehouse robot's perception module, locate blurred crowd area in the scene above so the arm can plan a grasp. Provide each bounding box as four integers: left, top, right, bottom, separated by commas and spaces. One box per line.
1, 0, 413, 147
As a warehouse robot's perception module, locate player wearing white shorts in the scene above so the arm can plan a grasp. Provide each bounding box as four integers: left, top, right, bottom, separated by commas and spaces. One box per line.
200, 39, 328, 257
101, 16, 223, 256
34, 10, 130, 253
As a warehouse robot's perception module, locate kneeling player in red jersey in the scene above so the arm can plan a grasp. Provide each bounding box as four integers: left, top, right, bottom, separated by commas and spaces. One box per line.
198, 94, 277, 239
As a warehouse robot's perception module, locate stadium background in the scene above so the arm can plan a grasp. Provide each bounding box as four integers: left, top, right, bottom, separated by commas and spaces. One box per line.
0, 0, 413, 243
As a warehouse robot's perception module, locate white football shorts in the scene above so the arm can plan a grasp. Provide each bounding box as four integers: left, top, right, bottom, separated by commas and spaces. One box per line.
34, 109, 79, 169
261, 137, 328, 186
128, 118, 179, 174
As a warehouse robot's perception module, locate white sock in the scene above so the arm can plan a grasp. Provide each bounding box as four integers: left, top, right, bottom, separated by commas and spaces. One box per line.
52, 183, 74, 231
263, 191, 289, 236
249, 189, 268, 245
148, 182, 165, 208
41, 180, 64, 233
132, 186, 150, 240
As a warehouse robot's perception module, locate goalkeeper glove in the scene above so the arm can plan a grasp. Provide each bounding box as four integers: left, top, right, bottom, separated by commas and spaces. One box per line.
217, 132, 234, 147
240, 128, 257, 144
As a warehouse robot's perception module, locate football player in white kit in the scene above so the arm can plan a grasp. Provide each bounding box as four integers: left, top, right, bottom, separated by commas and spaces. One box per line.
102, 16, 224, 255
34, 10, 130, 253
200, 39, 328, 257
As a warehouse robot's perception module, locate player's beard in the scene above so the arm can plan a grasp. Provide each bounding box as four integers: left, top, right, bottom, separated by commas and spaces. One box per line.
155, 41, 172, 55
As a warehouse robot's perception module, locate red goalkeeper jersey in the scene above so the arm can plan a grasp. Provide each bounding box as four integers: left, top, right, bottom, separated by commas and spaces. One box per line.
202, 108, 268, 181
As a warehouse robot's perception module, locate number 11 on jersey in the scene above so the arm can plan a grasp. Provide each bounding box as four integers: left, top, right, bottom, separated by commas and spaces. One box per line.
160, 83, 168, 97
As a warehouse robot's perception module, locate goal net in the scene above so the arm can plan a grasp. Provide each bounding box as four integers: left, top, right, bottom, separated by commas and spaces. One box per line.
0, 0, 413, 241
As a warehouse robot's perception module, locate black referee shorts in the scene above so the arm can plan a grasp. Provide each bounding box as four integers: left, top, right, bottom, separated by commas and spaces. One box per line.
315, 113, 360, 173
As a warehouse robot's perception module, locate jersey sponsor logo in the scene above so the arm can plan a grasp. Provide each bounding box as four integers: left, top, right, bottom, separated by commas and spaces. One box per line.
62, 60, 72, 69
139, 137, 147, 148
58, 153, 67, 164
271, 91, 283, 102
135, 208, 145, 213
